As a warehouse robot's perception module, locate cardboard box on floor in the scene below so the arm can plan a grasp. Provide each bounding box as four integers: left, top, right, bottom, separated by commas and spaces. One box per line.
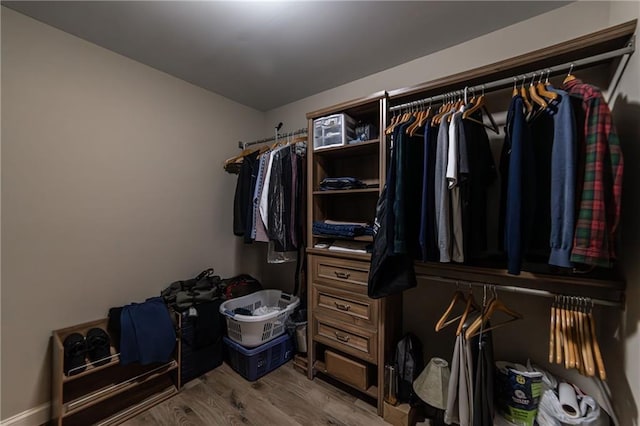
383, 402, 418, 426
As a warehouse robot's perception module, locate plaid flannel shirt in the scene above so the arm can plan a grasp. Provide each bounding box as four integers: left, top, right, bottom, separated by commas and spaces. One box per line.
563, 79, 623, 267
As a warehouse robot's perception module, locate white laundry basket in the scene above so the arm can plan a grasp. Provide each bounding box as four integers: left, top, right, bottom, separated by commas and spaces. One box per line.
219, 290, 300, 348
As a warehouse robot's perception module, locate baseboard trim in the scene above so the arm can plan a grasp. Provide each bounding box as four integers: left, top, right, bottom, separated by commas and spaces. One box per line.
1, 403, 50, 426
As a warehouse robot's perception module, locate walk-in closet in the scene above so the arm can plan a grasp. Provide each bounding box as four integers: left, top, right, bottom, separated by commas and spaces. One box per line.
2, 2, 639, 426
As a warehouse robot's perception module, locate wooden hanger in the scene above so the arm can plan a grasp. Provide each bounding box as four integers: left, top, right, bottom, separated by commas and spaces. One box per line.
519, 76, 534, 114
571, 299, 585, 375
385, 113, 401, 135
528, 73, 548, 109
462, 88, 500, 134
456, 288, 480, 336
555, 295, 564, 364
465, 287, 522, 339
409, 106, 433, 137
586, 300, 606, 380
432, 94, 452, 125
549, 296, 557, 364
563, 63, 576, 85
435, 288, 469, 332
407, 106, 428, 136
512, 78, 519, 98
537, 70, 559, 102
560, 296, 572, 369
224, 146, 258, 167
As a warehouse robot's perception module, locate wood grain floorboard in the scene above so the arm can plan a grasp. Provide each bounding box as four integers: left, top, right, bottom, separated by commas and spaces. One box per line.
121, 362, 390, 426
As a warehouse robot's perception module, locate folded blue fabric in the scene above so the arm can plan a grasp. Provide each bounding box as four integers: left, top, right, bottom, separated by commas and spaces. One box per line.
319, 177, 367, 191
312, 221, 373, 238
120, 297, 176, 365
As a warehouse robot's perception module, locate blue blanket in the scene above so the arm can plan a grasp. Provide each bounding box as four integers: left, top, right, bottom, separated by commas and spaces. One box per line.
120, 297, 176, 365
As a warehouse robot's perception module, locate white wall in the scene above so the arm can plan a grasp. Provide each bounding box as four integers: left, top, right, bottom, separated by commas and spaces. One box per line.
2, 1, 639, 423
263, 2, 640, 424
1, 7, 265, 420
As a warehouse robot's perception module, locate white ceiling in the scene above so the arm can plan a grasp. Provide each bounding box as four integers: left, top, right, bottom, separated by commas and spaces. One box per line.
4, 1, 570, 111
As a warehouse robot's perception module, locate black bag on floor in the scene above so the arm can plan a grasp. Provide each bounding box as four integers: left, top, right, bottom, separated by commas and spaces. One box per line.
222, 274, 262, 299
395, 333, 424, 405
161, 268, 222, 311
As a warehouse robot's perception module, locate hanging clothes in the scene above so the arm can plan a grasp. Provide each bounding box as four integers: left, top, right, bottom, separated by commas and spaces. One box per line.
547, 86, 577, 268
445, 312, 481, 426
500, 95, 535, 275
473, 329, 495, 426
233, 150, 259, 236
460, 110, 497, 261
435, 110, 455, 262
526, 108, 555, 260
368, 127, 418, 298
231, 141, 306, 257
252, 153, 270, 242
563, 78, 623, 268
419, 123, 439, 262
448, 107, 466, 263
391, 116, 418, 255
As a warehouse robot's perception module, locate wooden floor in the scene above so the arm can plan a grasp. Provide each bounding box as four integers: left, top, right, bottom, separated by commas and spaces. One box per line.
122, 362, 390, 426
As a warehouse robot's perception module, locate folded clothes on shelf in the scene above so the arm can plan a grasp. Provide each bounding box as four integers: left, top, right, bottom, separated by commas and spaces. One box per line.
319, 177, 367, 191
312, 220, 374, 237
328, 240, 371, 254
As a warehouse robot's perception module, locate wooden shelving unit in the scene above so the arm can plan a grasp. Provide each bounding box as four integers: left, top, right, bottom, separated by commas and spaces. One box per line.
51, 317, 180, 426
306, 93, 402, 417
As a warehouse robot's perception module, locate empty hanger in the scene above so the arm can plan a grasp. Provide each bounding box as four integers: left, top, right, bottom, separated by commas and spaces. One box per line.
549, 296, 557, 364
435, 285, 471, 332
465, 286, 522, 339
586, 299, 606, 380
410, 101, 433, 136
462, 85, 500, 134
456, 285, 480, 336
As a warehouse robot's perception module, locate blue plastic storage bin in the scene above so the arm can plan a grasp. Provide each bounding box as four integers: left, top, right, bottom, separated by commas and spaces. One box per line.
223, 333, 293, 381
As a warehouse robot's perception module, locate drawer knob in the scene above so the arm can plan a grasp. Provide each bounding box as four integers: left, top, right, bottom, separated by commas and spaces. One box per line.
335, 332, 350, 343
334, 271, 351, 279
335, 302, 351, 311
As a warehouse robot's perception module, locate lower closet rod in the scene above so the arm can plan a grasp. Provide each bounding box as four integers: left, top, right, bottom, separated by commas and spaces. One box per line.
422, 275, 623, 308
389, 36, 635, 112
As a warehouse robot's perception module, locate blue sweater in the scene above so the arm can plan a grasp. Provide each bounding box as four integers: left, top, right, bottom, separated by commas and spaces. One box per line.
548, 87, 577, 268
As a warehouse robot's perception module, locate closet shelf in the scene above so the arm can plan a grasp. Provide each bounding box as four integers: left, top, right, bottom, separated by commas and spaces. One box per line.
93, 386, 176, 426
63, 353, 120, 383
307, 247, 372, 262
312, 234, 374, 242
414, 262, 625, 304
313, 188, 379, 195
313, 139, 379, 157
387, 19, 636, 104
63, 361, 178, 417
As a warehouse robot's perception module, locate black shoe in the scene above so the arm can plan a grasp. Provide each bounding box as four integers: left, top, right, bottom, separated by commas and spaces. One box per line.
63, 333, 87, 376
86, 328, 111, 367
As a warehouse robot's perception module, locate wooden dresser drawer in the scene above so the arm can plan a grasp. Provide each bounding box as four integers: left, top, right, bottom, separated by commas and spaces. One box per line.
313, 314, 377, 363
312, 255, 370, 294
325, 350, 369, 391
312, 284, 378, 328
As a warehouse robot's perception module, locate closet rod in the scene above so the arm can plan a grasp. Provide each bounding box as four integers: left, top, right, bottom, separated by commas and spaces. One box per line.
424, 275, 623, 308
389, 36, 635, 112
238, 128, 307, 149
